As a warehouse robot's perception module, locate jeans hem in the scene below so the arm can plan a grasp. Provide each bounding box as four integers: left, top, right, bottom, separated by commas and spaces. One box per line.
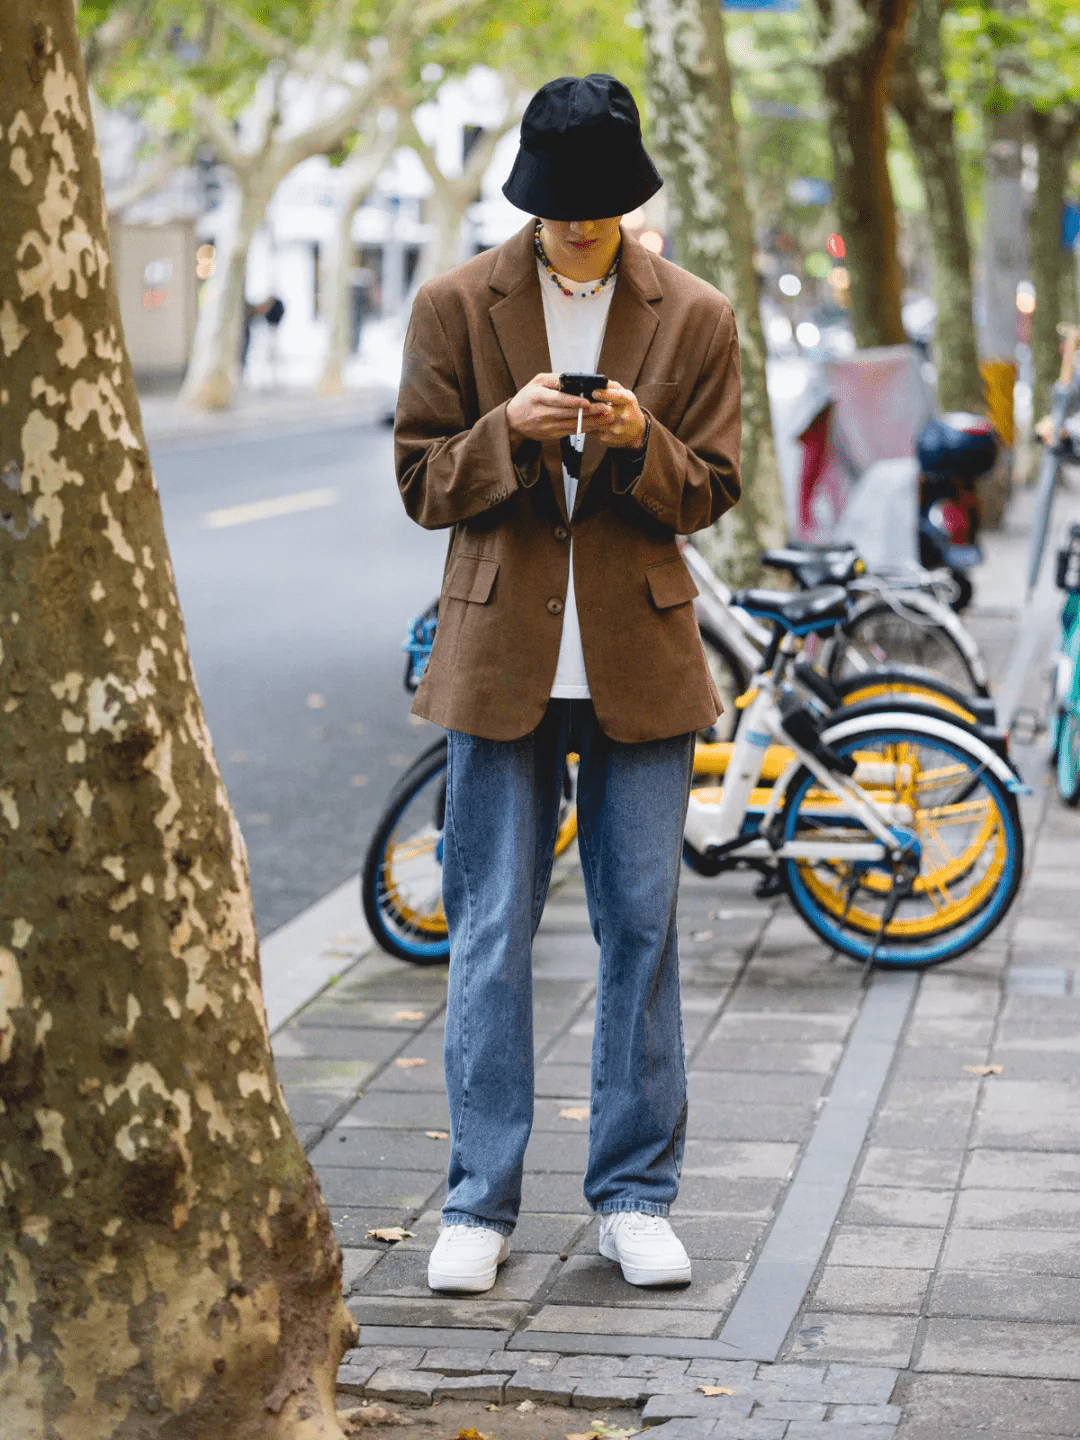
441, 1211, 514, 1238
592, 1200, 671, 1218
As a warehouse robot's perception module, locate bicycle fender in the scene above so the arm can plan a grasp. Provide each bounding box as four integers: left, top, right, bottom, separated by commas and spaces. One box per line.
819, 710, 1032, 795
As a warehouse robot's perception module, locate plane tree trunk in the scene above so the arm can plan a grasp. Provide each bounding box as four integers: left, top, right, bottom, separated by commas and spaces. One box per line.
810, 0, 913, 349
640, 0, 786, 583
0, 8, 355, 1436
891, 0, 983, 412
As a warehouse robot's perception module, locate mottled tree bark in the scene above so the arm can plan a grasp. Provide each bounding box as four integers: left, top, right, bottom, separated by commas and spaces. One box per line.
810, 0, 912, 349
1030, 107, 1080, 419
640, 0, 786, 583
891, 0, 983, 413
0, 8, 355, 1437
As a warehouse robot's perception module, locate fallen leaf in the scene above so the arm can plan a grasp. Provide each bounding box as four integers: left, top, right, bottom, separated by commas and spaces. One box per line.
394, 1010, 425, 1021
559, 1106, 589, 1121
516, 1399, 536, 1413
306, 693, 327, 709
697, 1385, 734, 1396
455, 1429, 490, 1439
486, 1404, 500, 1411
963, 1064, 1004, 1076
567, 1431, 597, 1439
394, 1056, 427, 1069
690, 930, 713, 942
365, 1226, 414, 1242
425, 1130, 450, 1140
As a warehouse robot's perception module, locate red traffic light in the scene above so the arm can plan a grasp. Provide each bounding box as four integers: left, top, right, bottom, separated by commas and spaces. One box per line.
827, 233, 846, 259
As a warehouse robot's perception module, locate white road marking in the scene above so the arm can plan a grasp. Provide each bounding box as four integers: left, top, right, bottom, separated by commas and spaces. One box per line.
203, 486, 338, 529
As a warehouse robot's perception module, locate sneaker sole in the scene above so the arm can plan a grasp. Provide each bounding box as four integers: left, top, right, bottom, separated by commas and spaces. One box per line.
428, 1238, 510, 1293
598, 1235, 692, 1288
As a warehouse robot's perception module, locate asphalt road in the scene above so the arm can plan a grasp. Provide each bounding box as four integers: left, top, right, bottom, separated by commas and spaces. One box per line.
151, 420, 447, 938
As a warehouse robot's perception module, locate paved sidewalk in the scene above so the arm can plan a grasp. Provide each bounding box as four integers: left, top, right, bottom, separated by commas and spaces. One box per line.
264, 483, 1080, 1438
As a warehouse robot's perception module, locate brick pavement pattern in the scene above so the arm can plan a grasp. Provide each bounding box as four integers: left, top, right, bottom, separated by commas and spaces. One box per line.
268, 597, 1080, 1438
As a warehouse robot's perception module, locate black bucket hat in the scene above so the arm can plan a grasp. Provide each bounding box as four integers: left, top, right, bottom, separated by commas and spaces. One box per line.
502, 74, 663, 222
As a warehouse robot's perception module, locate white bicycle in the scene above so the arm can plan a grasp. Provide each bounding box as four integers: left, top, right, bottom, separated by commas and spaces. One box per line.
684, 585, 1025, 970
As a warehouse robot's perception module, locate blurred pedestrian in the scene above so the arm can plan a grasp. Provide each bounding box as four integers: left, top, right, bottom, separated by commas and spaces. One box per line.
394, 73, 742, 1294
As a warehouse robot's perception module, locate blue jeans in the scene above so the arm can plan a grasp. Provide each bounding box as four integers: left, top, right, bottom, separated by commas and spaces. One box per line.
441, 699, 694, 1235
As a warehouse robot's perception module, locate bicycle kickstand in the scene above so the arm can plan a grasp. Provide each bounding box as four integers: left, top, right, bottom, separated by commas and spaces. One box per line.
860, 869, 915, 986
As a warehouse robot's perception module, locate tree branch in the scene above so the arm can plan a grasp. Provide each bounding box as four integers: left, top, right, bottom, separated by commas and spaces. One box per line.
191, 93, 250, 174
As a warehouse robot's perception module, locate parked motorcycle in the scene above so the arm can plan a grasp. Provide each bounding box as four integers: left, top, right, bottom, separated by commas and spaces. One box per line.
915, 412, 998, 612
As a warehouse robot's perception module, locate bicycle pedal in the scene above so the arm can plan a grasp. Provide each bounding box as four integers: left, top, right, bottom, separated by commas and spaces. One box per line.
1009, 707, 1045, 745
753, 870, 785, 899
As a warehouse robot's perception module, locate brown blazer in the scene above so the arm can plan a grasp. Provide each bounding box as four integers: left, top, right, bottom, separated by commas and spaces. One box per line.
394, 221, 742, 742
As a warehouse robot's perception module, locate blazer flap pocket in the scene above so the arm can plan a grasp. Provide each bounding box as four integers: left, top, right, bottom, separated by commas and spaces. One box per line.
445, 555, 499, 604
646, 557, 699, 610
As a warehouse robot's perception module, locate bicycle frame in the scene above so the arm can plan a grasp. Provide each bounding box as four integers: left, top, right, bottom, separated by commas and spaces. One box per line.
685, 656, 906, 866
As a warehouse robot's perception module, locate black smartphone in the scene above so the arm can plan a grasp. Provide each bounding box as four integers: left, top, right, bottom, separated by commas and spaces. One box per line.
559, 372, 607, 400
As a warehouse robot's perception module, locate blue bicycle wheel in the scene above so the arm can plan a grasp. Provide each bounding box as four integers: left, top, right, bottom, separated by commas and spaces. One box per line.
1057, 704, 1080, 805
781, 724, 1024, 969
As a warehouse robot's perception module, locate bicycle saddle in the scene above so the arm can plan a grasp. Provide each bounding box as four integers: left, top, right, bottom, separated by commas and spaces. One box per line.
732, 583, 850, 635
759, 545, 864, 589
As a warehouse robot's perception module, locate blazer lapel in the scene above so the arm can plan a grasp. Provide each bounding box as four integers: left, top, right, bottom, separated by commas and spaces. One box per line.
489, 223, 569, 524
575, 233, 663, 511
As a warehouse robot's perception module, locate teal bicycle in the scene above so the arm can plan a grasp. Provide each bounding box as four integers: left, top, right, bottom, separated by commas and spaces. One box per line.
1049, 524, 1080, 804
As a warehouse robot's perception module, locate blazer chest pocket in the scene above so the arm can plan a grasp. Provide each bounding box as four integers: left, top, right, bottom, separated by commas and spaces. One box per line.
445, 554, 499, 604
645, 556, 699, 610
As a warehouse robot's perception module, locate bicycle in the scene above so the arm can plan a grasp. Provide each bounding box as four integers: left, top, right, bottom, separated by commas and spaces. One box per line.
1048, 524, 1080, 804
363, 587, 1021, 968
683, 537, 991, 705
683, 584, 1026, 970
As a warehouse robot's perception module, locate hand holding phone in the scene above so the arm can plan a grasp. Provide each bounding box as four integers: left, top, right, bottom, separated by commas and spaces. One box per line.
559, 372, 608, 400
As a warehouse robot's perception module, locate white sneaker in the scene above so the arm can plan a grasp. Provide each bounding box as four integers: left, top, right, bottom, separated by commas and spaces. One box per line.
427, 1225, 510, 1293
598, 1212, 691, 1287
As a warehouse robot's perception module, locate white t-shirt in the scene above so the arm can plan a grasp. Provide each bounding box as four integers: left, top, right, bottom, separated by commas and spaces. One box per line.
536, 260, 616, 699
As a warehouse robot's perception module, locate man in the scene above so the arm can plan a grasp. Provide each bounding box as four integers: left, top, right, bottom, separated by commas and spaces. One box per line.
394, 74, 741, 1294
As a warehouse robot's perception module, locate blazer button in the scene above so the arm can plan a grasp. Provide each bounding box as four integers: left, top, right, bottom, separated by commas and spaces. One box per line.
553, 525, 568, 541
547, 597, 564, 615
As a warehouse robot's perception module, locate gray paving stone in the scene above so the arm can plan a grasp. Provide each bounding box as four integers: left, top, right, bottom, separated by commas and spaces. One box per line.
364, 1367, 441, 1403
358, 1247, 557, 1302
892, 1370, 1080, 1434
755, 1400, 827, 1419
928, 1270, 1080, 1322
432, 1373, 510, 1402
868, 1112, 973, 1150
681, 1140, 799, 1180
692, 1039, 843, 1074
416, 1347, 494, 1373
684, 1103, 818, 1142
337, 1092, 450, 1128
745, 1366, 827, 1399
550, 1354, 618, 1378
953, 1188, 1080, 1228
830, 1405, 903, 1424
810, 1266, 932, 1315
347, 1295, 529, 1329
345, 1345, 426, 1370
336, 1360, 377, 1394
276, 1057, 375, 1089
974, 1081, 1079, 1149
571, 1376, 650, 1408
281, 1087, 358, 1125
310, 1127, 452, 1170
690, 1070, 827, 1107
826, 1226, 945, 1269
634, 1421, 718, 1440
534, 1062, 594, 1098
319, 1167, 444, 1210
341, 1248, 381, 1293
543, 1254, 741, 1312
683, 1360, 761, 1384
675, 1176, 781, 1215
940, 1227, 1080, 1276
524, 1304, 718, 1338
915, 1319, 1080, 1378
705, 1423, 787, 1440
961, 1149, 1080, 1191
481, 1349, 557, 1371
784, 1426, 896, 1439
820, 1363, 900, 1403
512, 1212, 592, 1254
642, 1394, 755, 1421
660, 1215, 765, 1262
519, 1171, 593, 1213
273, 1025, 407, 1062
330, 1209, 416, 1246
786, 1315, 916, 1369
521, 1130, 591, 1171
504, 1368, 574, 1404
842, 1187, 954, 1228
857, 1148, 965, 1190
619, 1355, 691, 1378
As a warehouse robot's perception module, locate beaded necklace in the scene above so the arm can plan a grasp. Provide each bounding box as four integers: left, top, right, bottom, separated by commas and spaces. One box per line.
534, 220, 620, 298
